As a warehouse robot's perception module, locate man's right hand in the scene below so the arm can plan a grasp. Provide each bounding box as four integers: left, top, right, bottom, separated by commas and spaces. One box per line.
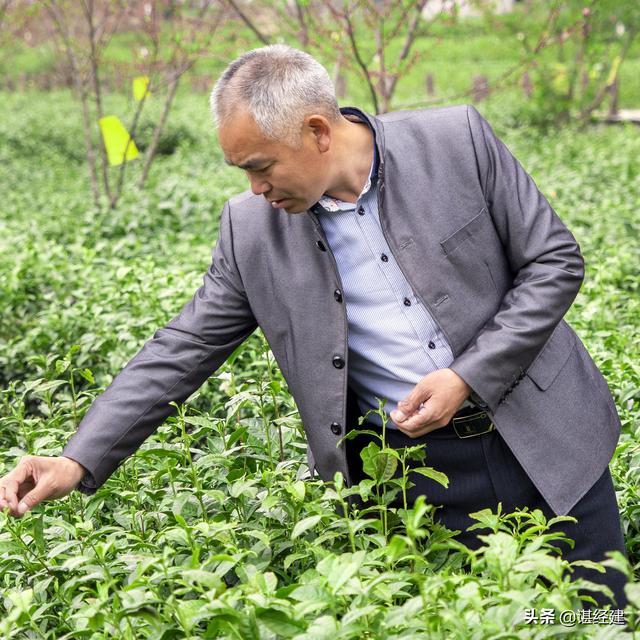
0, 455, 87, 518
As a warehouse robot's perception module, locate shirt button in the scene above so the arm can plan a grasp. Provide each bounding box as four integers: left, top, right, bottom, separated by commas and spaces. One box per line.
316, 240, 327, 251
330, 422, 342, 435
357, 205, 365, 215
332, 355, 345, 369
428, 341, 436, 349
403, 297, 411, 306
380, 253, 388, 262
334, 289, 343, 303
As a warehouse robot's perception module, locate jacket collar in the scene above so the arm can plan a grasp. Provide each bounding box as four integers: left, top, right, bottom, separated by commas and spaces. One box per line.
309, 106, 385, 215
339, 105, 385, 181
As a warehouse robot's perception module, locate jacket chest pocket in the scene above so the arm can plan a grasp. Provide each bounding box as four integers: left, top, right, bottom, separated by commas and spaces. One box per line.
440, 206, 491, 256
438, 205, 513, 299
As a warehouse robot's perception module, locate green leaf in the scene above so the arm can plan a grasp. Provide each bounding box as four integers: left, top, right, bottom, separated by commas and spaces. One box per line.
361, 442, 398, 483
292, 515, 321, 539
287, 480, 306, 502
31, 514, 45, 552
180, 569, 225, 591
255, 608, 304, 637
78, 368, 94, 383
411, 466, 449, 488
55, 359, 69, 375
283, 552, 308, 571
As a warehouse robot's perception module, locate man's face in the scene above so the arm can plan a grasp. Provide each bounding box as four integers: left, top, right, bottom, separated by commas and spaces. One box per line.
218, 109, 330, 213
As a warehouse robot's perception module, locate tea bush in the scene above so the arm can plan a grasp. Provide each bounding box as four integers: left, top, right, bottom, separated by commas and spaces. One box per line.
1, 90, 639, 638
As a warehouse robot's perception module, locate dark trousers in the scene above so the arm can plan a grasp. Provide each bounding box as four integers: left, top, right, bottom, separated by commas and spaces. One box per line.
345, 420, 629, 609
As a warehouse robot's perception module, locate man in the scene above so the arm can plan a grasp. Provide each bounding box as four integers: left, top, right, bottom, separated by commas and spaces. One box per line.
0, 45, 629, 608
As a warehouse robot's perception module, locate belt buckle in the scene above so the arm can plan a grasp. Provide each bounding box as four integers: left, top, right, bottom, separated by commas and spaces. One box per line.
452, 411, 496, 438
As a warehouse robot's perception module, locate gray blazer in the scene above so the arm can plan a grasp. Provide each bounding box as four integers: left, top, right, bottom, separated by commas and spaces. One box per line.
61, 104, 621, 517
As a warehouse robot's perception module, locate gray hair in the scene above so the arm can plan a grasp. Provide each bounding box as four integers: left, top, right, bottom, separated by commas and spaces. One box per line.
210, 44, 341, 147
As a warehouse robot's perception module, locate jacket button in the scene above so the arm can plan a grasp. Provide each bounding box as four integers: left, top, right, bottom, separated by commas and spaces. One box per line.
332, 355, 345, 369
334, 289, 343, 303
357, 205, 365, 216
380, 253, 388, 262
428, 341, 436, 349
403, 297, 411, 306
316, 240, 327, 251
330, 422, 342, 435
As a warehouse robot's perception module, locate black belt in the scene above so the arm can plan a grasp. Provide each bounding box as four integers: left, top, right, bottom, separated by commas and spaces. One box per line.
447, 405, 496, 438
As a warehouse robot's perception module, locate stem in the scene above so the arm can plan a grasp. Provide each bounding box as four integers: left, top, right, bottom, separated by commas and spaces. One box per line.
68, 367, 78, 427
337, 487, 356, 553
258, 379, 274, 468
401, 453, 408, 512
130, 459, 145, 537
177, 405, 208, 522
265, 348, 284, 462
4, 516, 70, 609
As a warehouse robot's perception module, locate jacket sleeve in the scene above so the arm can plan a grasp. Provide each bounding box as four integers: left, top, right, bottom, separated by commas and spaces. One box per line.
61, 200, 258, 493
449, 105, 585, 413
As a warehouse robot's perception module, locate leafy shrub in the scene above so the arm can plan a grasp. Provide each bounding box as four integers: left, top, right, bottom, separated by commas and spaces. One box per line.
1, 89, 639, 637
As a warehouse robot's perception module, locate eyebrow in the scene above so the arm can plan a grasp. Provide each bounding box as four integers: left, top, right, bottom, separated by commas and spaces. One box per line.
224, 156, 272, 170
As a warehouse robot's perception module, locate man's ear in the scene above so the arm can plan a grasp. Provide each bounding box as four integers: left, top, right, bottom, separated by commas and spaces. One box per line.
305, 114, 331, 153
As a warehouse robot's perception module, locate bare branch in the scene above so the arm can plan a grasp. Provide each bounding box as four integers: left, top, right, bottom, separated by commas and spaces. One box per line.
44, 0, 100, 206
342, 4, 380, 113
80, 0, 112, 202
294, 0, 310, 47
137, 0, 224, 190
0, 0, 14, 32
225, 0, 270, 45
385, 0, 428, 103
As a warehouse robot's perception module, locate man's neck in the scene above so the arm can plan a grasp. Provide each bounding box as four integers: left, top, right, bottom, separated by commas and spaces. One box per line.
323, 116, 375, 203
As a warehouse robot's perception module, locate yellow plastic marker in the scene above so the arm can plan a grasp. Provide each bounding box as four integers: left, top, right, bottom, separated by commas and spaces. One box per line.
99, 116, 139, 166
133, 75, 151, 101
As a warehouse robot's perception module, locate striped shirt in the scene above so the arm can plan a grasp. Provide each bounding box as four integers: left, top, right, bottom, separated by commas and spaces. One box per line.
314, 115, 473, 429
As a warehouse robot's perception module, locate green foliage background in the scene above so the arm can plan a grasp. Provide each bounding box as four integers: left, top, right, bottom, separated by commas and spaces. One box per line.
1, 8, 640, 638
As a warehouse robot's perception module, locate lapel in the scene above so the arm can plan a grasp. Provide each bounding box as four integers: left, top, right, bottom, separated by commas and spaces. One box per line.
303, 106, 462, 357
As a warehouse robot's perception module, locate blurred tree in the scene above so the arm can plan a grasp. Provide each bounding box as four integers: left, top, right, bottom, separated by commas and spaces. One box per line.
41, 0, 228, 209
225, 0, 436, 114
497, 0, 639, 125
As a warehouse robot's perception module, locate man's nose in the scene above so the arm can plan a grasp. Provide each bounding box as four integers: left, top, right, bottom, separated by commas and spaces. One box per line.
248, 174, 270, 196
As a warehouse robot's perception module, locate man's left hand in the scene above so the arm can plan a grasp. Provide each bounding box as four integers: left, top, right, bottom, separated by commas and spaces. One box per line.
389, 368, 472, 438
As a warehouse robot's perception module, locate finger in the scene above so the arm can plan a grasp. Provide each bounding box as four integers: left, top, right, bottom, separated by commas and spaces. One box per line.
395, 406, 435, 434
16, 474, 55, 516
396, 372, 437, 420
392, 398, 420, 423
396, 402, 453, 437
16, 478, 36, 502
16, 488, 44, 516
3, 460, 36, 515
3, 476, 22, 513
391, 393, 429, 423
